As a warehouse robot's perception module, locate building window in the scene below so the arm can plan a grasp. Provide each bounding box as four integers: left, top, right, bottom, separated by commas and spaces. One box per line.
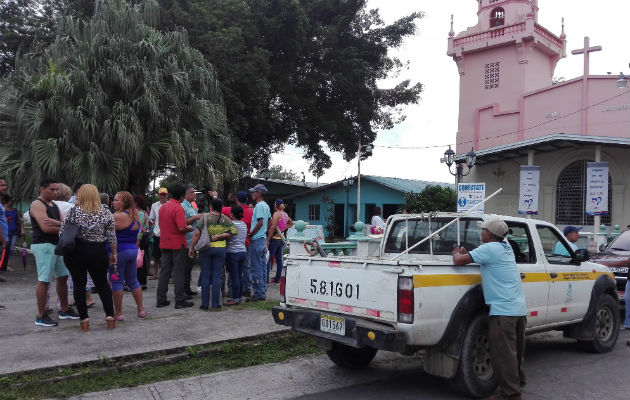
489, 7, 505, 27
308, 204, 320, 221
555, 160, 612, 226
484, 62, 500, 90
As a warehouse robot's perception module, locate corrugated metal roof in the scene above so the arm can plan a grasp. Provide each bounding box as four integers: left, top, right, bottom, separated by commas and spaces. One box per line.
363, 175, 455, 193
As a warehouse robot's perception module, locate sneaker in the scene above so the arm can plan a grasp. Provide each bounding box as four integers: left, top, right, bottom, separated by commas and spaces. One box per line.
58, 307, 80, 320
35, 314, 58, 327
156, 300, 171, 308
242, 290, 252, 297
175, 300, 194, 309
0, 304, 5, 310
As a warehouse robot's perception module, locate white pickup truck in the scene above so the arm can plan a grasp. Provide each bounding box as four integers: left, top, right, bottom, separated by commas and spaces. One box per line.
272, 213, 620, 398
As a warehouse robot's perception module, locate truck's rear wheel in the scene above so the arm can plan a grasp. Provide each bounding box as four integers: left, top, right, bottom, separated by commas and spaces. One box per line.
579, 294, 619, 353
449, 314, 497, 398
326, 342, 377, 369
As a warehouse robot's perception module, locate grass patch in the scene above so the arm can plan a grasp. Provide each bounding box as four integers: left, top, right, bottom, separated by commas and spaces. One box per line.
0, 332, 322, 400
233, 299, 279, 311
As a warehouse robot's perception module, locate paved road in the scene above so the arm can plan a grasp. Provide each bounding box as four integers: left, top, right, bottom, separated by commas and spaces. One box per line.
76, 330, 630, 400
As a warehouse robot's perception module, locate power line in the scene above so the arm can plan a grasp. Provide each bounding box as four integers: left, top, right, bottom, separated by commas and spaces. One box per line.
372, 89, 630, 151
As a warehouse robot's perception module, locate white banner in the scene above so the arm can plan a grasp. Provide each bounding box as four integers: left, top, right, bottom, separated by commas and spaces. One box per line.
457, 183, 486, 213
586, 162, 609, 216
518, 166, 540, 215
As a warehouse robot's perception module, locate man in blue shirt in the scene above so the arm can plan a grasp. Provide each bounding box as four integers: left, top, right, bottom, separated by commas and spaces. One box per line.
551, 226, 581, 256
453, 218, 526, 400
182, 185, 201, 296
248, 184, 271, 301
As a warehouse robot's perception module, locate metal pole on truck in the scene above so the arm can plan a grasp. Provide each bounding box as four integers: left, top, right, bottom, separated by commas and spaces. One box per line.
391, 188, 503, 261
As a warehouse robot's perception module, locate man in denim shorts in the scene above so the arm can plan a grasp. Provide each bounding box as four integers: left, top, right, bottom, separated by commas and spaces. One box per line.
30, 178, 79, 327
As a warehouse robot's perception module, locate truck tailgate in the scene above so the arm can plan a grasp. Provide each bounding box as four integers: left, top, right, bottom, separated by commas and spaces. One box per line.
284, 258, 399, 322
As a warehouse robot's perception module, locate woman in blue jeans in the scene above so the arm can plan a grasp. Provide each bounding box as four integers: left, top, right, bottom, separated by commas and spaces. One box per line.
189, 198, 237, 310
224, 206, 248, 306
110, 191, 145, 320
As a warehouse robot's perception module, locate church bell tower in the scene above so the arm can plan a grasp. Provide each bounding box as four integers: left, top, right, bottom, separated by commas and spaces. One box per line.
447, 0, 566, 152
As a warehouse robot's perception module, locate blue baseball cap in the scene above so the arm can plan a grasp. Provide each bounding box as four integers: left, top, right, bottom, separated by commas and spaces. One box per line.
275, 199, 284, 206
563, 226, 582, 235
236, 191, 248, 203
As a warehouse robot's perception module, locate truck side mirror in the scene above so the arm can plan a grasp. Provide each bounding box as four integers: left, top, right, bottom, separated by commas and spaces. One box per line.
574, 248, 590, 263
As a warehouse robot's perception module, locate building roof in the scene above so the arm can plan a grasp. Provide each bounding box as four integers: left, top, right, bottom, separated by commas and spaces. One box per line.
362, 175, 454, 193
455, 134, 630, 166
258, 178, 323, 189
284, 175, 454, 199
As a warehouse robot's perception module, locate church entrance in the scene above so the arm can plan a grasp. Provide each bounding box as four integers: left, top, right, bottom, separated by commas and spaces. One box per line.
555, 160, 612, 226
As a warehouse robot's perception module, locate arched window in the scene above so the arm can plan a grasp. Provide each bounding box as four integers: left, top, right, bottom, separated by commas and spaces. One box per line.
489, 7, 505, 27
555, 160, 612, 225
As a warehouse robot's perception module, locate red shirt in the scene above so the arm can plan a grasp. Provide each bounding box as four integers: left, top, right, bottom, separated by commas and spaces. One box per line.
159, 199, 188, 249
222, 205, 253, 246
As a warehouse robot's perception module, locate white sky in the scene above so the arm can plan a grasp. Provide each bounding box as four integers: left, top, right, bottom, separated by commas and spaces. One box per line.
271, 0, 630, 185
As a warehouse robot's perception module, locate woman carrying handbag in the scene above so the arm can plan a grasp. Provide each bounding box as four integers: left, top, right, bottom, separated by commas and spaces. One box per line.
60, 184, 117, 331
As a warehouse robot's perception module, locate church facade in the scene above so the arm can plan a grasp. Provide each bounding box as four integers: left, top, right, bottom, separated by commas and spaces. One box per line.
448, 0, 630, 230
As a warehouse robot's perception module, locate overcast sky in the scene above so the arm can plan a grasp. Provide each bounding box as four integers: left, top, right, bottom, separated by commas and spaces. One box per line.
270, 0, 630, 185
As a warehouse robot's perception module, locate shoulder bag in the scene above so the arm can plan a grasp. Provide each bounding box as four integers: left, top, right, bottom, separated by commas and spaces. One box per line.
194, 213, 211, 252
55, 207, 80, 256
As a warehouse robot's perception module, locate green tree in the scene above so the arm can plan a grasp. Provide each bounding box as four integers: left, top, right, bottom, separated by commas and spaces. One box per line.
267, 165, 300, 181
157, 0, 423, 175
405, 185, 457, 213
0, 0, 233, 197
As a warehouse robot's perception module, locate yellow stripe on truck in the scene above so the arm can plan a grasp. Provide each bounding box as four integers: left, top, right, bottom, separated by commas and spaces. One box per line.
413, 271, 614, 288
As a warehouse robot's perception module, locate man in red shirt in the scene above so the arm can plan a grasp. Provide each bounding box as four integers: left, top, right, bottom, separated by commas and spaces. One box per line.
156, 184, 195, 309
222, 191, 253, 297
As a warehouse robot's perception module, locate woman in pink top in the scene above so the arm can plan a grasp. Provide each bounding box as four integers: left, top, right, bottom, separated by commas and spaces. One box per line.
267, 199, 294, 284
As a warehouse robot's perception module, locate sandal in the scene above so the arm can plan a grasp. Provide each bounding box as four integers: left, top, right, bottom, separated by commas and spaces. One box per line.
81, 318, 89, 332
148, 276, 158, 280
114, 315, 125, 322
138, 310, 147, 318
86, 302, 96, 308
224, 300, 239, 306
106, 316, 115, 330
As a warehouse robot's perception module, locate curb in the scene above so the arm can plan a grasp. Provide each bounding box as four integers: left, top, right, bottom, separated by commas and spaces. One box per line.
2, 328, 291, 380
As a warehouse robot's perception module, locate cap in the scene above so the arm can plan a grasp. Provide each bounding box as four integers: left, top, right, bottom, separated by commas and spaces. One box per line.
477, 218, 509, 238
158, 187, 168, 194
236, 191, 248, 203
275, 199, 284, 206
563, 226, 582, 236
249, 184, 268, 194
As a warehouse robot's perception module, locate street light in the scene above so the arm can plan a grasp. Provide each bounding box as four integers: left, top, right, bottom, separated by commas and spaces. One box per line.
356, 142, 373, 222
443, 146, 476, 183
342, 177, 355, 237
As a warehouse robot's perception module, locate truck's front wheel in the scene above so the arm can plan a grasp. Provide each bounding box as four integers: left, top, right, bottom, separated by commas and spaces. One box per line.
579, 294, 619, 353
449, 314, 497, 398
326, 342, 377, 369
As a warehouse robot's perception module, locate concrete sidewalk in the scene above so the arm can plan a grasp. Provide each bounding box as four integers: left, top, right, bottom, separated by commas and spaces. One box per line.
0, 254, 284, 375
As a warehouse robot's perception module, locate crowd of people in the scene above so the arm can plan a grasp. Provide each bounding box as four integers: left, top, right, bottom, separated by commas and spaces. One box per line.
0, 176, 293, 330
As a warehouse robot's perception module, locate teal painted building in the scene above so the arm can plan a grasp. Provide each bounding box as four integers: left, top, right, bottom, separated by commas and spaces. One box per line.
287, 175, 454, 238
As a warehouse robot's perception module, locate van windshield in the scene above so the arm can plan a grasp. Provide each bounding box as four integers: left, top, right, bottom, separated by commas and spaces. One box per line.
384, 217, 482, 254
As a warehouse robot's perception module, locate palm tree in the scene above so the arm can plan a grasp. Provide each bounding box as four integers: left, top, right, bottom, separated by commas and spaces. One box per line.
0, 0, 233, 198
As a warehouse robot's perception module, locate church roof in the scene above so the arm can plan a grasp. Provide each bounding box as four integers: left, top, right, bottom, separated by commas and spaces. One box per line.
456, 134, 630, 166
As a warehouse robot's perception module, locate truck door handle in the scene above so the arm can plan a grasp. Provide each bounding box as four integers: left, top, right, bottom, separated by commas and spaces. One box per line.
549, 272, 558, 279
520, 273, 526, 280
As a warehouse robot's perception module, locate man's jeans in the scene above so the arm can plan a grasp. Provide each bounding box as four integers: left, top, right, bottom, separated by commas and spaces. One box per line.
156, 247, 188, 304
250, 238, 268, 299
242, 245, 251, 292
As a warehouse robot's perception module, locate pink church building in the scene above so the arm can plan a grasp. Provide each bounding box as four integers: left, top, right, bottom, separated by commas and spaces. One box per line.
448, 0, 630, 230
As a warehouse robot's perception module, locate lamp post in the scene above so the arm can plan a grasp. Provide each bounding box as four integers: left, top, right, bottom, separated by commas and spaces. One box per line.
356, 141, 374, 222
443, 146, 477, 183
342, 177, 354, 237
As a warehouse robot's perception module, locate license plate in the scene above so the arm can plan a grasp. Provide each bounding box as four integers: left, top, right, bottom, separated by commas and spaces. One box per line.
320, 314, 345, 336
611, 267, 629, 274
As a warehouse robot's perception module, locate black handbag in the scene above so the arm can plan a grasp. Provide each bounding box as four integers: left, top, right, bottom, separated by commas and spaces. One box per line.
55, 207, 80, 256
